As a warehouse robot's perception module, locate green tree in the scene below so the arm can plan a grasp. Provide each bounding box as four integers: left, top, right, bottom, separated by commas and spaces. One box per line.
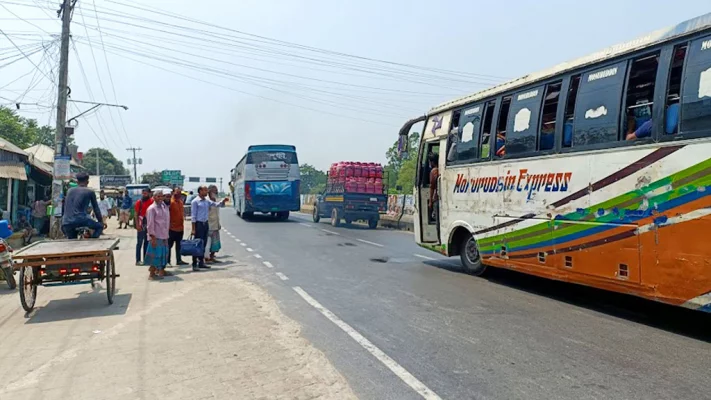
84, 148, 129, 175
300, 164, 327, 194
0, 106, 70, 148
140, 170, 163, 186
395, 156, 417, 194
384, 131, 419, 193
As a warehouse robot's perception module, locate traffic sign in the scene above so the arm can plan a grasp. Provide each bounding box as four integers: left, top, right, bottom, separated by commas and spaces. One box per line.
188, 177, 200, 183
161, 170, 183, 185
205, 177, 217, 183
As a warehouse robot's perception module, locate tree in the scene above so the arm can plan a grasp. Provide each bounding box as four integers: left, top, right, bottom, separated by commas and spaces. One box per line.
84, 148, 129, 175
300, 164, 327, 194
0, 106, 69, 149
384, 131, 419, 193
395, 156, 417, 194
141, 170, 163, 186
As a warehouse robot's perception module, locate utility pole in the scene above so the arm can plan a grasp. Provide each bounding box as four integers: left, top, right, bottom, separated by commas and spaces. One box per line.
126, 147, 142, 183
219, 177, 223, 193
49, 0, 73, 238
96, 149, 100, 176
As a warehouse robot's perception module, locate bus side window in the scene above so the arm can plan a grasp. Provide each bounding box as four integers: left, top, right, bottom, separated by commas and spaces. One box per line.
538, 81, 561, 151
479, 101, 496, 159
572, 61, 628, 147
451, 104, 483, 164
494, 96, 512, 158
506, 86, 544, 156
562, 74, 581, 148
680, 35, 711, 135
664, 44, 686, 135
623, 51, 660, 141
446, 110, 461, 164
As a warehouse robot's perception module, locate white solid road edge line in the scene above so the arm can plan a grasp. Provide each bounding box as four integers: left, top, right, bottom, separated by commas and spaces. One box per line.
413, 253, 435, 261
263, 261, 274, 268
356, 238, 384, 247
321, 229, 340, 235
275, 272, 289, 281
292, 287, 442, 400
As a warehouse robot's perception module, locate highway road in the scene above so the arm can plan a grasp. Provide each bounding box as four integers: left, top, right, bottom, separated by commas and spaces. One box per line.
219, 209, 711, 400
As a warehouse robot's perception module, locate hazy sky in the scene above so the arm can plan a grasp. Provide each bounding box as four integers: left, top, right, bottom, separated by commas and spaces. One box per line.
1, 0, 710, 190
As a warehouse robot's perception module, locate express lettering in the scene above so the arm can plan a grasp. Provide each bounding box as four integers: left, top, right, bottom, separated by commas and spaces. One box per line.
453, 169, 573, 200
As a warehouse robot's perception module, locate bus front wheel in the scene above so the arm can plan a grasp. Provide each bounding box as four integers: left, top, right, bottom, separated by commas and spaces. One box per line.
460, 235, 486, 276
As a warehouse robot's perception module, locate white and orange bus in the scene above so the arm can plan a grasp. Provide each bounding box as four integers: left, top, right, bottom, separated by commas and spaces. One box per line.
398, 13, 711, 312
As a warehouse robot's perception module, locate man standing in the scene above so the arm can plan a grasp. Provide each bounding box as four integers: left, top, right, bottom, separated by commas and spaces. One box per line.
134, 188, 153, 266
204, 185, 222, 263
190, 185, 226, 271
145, 190, 170, 280
168, 187, 188, 266
97, 190, 111, 232
428, 152, 439, 223
62, 173, 105, 239
32, 196, 51, 234
119, 190, 132, 229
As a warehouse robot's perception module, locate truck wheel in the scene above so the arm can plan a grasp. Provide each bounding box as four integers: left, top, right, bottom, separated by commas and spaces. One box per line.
278, 211, 289, 221
331, 208, 340, 227
312, 206, 320, 223
368, 219, 378, 229
460, 234, 487, 276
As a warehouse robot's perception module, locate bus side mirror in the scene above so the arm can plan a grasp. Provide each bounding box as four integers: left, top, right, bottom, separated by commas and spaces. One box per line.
397, 134, 408, 159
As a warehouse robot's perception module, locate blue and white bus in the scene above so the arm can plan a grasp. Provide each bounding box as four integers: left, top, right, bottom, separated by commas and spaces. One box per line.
231, 144, 301, 220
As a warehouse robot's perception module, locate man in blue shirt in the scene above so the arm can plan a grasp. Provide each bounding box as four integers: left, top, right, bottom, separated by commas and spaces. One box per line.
119, 190, 132, 229
62, 173, 104, 239
190, 186, 227, 271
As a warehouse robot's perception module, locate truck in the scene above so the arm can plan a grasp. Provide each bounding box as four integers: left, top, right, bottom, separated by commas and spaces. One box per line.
311, 162, 387, 229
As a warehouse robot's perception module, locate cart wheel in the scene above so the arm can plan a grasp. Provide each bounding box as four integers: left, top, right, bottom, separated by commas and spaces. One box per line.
312, 205, 320, 223
106, 252, 116, 305
19, 266, 37, 312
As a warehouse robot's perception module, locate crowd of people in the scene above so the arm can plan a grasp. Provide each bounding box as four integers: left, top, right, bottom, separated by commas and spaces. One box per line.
138, 184, 227, 280
58, 173, 228, 281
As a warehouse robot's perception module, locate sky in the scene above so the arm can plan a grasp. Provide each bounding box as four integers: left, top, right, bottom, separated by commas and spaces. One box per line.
1, 0, 710, 191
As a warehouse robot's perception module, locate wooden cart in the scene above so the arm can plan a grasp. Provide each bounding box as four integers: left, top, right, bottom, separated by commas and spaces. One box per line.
12, 238, 120, 312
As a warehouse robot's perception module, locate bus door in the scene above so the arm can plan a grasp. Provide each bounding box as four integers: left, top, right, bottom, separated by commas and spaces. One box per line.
416, 140, 441, 243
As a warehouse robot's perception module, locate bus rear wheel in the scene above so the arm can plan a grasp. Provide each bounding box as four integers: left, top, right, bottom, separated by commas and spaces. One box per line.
460, 234, 486, 276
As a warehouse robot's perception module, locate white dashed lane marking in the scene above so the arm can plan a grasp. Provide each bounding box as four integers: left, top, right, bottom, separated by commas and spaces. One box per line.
413, 253, 435, 260
299, 223, 313, 228
275, 272, 289, 281
240, 243, 246, 247
292, 287, 442, 400
263, 261, 274, 269
356, 238, 384, 247
246, 248, 253, 252
321, 229, 340, 235
254, 254, 262, 259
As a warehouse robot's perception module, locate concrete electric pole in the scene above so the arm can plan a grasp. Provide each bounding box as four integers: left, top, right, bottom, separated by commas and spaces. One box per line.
126, 147, 142, 183
49, 0, 73, 238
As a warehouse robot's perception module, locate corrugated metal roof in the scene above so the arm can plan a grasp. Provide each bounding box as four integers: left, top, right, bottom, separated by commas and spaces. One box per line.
0, 162, 28, 180
24, 144, 82, 167
0, 137, 28, 157
429, 12, 711, 115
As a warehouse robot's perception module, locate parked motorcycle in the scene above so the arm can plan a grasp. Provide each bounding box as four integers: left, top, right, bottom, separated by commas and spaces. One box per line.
0, 238, 15, 290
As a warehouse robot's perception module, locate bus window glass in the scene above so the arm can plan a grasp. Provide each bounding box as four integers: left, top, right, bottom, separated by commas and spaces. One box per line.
538, 81, 561, 150
623, 52, 660, 141
446, 110, 461, 164
572, 61, 628, 147
494, 96, 512, 157
479, 101, 496, 159
451, 104, 483, 163
505, 86, 543, 156
562, 75, 581, 148
680, 35, 711, 134
664, 44, 686, 135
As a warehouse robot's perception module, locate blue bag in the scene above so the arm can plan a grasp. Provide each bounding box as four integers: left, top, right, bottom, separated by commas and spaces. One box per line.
180, 237, 203, 257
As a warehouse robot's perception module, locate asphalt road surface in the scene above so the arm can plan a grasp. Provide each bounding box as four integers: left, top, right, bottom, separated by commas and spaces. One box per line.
219, 209, 711, 400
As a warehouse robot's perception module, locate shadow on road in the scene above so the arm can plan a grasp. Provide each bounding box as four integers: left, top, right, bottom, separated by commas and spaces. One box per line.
26, 292, 132, 324
241, 214, 298, 224
423, 259, 711, 342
